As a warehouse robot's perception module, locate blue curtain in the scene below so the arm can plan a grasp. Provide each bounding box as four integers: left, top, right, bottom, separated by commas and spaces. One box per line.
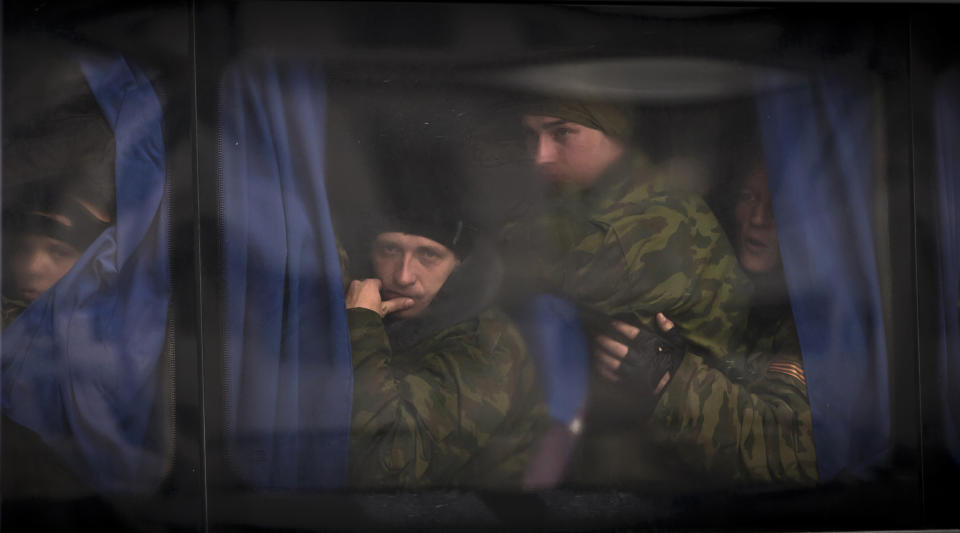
756, 72, 891, 481
512, 295, 589, 425
512, 295, 589, 488
220, 59, 353, 490
934, 68, 960, 465
1, 53, 170, 492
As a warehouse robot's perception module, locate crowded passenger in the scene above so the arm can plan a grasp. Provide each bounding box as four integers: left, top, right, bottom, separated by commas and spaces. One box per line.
344, 134, 548, 489
592, 152, 818, 485
498, 98, 753, 487
1, 38, 173, 496
0, 42, 119, 499
2, 53, 115, 326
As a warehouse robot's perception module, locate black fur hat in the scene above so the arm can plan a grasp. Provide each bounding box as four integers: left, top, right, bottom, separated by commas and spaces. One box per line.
365, 121, 476, 258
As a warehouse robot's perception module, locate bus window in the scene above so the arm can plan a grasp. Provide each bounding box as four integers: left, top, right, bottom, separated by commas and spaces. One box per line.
2, 3, 199, 530
199, 3, 916, 531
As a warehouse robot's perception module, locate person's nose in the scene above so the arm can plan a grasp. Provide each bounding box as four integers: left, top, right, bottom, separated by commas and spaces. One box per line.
393, 254, 417, 287
750, 199, 775, 227
22, 250, 52, 278
534, 134, 558, 165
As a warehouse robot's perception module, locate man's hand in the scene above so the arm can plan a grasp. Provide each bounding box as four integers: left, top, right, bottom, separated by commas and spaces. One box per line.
345, 279, 414, 317
594, 313, 677, 394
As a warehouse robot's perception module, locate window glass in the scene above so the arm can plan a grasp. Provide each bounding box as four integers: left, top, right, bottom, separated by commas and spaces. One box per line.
929, 64, 960, 521
198, 3, 920, 531
10, 2, 960, 532
910, 8, 960, 527
1, 3, 200, 531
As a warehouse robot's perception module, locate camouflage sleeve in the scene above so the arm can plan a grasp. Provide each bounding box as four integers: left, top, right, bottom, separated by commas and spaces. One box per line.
497, 210, 569, 302
650, 323, 818, 486
346, 308, 546, 489
2, 296, 29, 330
566, 197, 751, 358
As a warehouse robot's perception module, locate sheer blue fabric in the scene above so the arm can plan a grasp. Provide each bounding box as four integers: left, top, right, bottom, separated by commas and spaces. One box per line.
934, 68, 960, 465
756, 73, 891, 480
221, 59, 352, 490
513, 295, 589, 488
512, 295, 589, 424
1, 53, 170, 492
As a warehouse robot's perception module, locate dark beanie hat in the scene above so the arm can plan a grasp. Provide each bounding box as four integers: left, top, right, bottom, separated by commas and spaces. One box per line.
522, 98, 633, 142
365, 124, 476, 258
3, 185, 110, 252
2, 38, 117, 224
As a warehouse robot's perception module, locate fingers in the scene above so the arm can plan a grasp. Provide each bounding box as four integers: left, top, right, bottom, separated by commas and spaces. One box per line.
596, 334, 629, 359
596, 349, 623, 371
347, 278, 381, 294
598, 365, 621, 383
346, 279, 361, 294
653, 371, 672, 395
656, 312, 675, 332
594, 334, 625, 383
595, 351, 622, 382
344, 280, 365, 308
345, 278, 385, 313
611, 320, 640, 340
594, 322, 637, 384
380, 297, 415, 316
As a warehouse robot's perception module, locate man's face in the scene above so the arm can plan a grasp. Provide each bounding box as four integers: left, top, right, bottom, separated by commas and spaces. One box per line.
522, 115, 625, 186
371, 232, 460, 319
734, 167, 780, 274
10, 231, 81, 303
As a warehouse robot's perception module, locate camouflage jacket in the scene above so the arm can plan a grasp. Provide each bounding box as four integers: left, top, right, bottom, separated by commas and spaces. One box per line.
503, 156, 819, 487
651, 301, 818, 487
501, 155, 752, 359
571, 300, 817, 489
346, 306, 548, 490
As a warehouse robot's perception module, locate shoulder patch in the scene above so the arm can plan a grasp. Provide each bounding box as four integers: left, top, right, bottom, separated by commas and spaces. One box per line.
766, 357, 806, 386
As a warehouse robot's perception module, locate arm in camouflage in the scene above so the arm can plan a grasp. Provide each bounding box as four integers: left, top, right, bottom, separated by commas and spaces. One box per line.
346, 307, 547, 489
564, 188, 752, 360
651, 314, 818, 486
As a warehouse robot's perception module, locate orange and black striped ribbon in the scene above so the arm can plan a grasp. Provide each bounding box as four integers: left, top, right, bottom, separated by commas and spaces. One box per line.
767, 359, 806, 386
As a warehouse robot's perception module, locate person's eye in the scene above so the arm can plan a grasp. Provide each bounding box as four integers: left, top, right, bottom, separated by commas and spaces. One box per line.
376, 244, 400, 256
738, 190, 756, 203
418, 249, 442, 264
49, 243, 76, 260
552, 127, 572, 142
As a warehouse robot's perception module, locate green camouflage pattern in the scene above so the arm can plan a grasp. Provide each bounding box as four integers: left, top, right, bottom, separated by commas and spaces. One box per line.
503, 155, 817, 487
346, 307, 548, 489
652, 307, 818, 486
2, 295, 28, 330
503, 155, 752, 358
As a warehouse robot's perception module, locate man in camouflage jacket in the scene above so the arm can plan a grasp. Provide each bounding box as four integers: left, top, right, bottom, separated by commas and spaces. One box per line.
506, 100, 815, 487
344, 135, 548, 490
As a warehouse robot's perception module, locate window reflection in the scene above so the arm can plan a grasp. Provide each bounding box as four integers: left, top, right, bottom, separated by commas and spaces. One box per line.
0, 2, 934, 530
1, 35, 173, 496
220, 51, 892, 496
